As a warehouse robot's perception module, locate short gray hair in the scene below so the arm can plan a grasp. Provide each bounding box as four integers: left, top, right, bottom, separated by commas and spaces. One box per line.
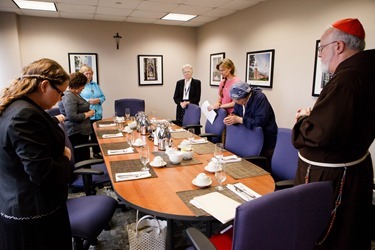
330, 27, 366, 51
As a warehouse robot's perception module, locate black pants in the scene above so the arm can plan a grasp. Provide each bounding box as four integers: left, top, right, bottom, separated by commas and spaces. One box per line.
69, 133, 90, 163
90, 120, 101, 154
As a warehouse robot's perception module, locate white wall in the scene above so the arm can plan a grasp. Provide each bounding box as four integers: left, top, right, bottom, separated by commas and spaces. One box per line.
0, 0, 374, 165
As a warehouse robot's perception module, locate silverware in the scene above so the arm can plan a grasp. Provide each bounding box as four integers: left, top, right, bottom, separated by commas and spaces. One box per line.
234, 185, 255, 199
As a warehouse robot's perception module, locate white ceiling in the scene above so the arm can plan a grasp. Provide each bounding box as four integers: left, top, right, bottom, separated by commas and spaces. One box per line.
0, 0, 264, 27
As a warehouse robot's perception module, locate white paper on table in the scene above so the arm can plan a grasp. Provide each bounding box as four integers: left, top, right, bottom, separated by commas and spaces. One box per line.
98, 123, 116, 128
191, 138, 208, 144
201, 100, 217, 124
222, 155, 242, 163
107, 148, 134, 155
190, 192, 240, 224
115, 171, 151, 182
102, 133, 124, 138
170, 128, 186, 133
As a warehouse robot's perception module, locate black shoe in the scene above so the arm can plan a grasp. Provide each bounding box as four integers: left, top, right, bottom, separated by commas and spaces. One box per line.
93, 153, 103, 159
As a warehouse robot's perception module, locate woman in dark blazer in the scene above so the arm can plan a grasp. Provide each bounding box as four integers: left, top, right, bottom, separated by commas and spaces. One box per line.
173, 64, 201, 126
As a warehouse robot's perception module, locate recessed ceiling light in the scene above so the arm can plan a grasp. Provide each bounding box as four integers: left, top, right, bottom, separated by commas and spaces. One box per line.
13, 0, 57, 12
162, 13, 196, 22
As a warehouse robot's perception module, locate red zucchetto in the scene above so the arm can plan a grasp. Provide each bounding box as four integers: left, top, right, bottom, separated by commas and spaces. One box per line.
331, 18, 365, 40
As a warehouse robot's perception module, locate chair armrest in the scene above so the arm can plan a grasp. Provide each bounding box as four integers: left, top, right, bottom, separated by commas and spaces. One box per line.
275, 179, 294, 190
74, 158, 104, 169
199, 133, 218, 139
243, 156, 270, 173
73, 168, 104, 176
74, 142, 99, 150
186, 227, 216, 250
183, 124, 202, 129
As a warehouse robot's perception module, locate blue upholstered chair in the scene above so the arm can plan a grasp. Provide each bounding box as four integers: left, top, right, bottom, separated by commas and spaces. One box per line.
186, 182, 333, 250
224, 125, 264, 157
199, 108, 227, 143
114, 98, 145, 116
180, 103, 202, 135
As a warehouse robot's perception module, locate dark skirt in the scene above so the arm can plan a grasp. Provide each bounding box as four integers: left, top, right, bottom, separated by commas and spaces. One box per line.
0, 205, 72, 250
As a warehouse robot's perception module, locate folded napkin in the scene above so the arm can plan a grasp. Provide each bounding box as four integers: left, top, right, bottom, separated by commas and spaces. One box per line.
170, 128, 185, 133
98, 123, 116, 128
102, 133, 124, 138
222, 155, 241, 163
115, 171, 151, 182
191, 138, 207, 144
107, 148, 134, 155
227, 183, 261, 201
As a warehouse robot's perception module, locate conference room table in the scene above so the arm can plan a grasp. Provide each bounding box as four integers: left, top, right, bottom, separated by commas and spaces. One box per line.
93, 119, 275, 249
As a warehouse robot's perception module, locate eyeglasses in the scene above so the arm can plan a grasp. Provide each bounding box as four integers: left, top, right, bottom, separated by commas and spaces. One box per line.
317, 41, 338, 53
50, 83, 64, 97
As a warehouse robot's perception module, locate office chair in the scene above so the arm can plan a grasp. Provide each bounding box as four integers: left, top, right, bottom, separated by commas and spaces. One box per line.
67, 195, 118, 250
246, 127, 299, 190
199, 108, 227, 143
59, 123, 111, 196
186, 182, 333, 250
174, 103, 202, 135
224, 125, 263, 157
114, 98, 145, 116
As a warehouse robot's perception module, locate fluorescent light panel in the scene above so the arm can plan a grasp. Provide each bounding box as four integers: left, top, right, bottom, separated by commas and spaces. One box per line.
13, 0, 57, 12
162, 13, 196, 22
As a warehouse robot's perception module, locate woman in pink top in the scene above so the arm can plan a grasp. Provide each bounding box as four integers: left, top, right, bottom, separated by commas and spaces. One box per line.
208, 58, 240, 114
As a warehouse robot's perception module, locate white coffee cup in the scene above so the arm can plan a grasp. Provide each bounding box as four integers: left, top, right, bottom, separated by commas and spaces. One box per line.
134, 138, 143, 145
195, 173, 210, 186
152, 156, 164, 166
181, 147, 194, 160
168, 151, 183, 164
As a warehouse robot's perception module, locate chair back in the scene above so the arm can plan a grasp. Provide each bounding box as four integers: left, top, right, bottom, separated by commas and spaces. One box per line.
225, 125, 263, 157
232, 182, 333, 250
182, 103, 201, 127
114, 98, 145, 116
204, 108, 226, 143
271, 128, 299, 182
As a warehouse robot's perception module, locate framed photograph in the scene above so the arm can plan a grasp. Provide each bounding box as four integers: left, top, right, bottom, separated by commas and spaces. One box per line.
210, 52, 225, 86
68, 53, 98, 83
312, 40, 330, 96
245, 49, 275, 88
138, 55, 163, 86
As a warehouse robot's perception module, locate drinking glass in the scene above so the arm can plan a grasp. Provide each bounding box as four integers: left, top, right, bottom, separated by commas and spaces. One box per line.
214, 143, 224, 160
215, 161, 226, 191
187, 128, 195, 142
140, 146, 150, 171
125, 108, 131, 120
126, 131, 134, 149
117, 117, 124, 132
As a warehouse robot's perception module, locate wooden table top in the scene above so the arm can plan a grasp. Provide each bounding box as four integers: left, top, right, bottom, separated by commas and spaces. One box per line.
94, 119, 275, 221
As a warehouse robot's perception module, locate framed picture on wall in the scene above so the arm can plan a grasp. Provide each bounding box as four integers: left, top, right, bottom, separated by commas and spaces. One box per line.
138, 55, 163, 86
312, 40, 330, 96
68, 53, 98, 83
245, 49, 275, 88
210, 52, 225, 86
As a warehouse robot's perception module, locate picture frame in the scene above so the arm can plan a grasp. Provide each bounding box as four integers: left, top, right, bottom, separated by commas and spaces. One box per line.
138, 55, 163, 86
312, 40, 330, 96
68, 53, 98, 83
210, 52, 225, 86
245, 49, 275, 88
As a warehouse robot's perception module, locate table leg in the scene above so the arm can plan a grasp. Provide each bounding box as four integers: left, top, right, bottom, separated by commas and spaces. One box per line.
167, 218, 174, 250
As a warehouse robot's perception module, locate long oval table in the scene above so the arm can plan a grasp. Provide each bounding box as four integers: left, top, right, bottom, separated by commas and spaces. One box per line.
94, 120, 275, 249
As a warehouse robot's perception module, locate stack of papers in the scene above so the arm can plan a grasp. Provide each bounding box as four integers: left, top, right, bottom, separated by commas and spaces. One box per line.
222, 155, 242, 163
107, 148, 134, 155
98, 123, 116, 128
227, 183, 261, 201
115, 171, 151, 182
102, 133, 124, 138
190, 192, 240, 224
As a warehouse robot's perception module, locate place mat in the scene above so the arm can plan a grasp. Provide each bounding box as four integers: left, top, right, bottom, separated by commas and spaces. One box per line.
96, 120, 117, 128
152, 151, 203, 167
101, 142, 138, 156
110, 159, 157, 182
176, 187, 245, 216
96, 130, 122, 138
191, 142, 216, 155
171, 131, 189, 139
225, 160, 269, 179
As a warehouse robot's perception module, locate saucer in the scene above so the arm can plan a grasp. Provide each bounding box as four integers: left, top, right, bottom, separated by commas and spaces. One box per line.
192, 178, 212, 188
150, 161, 167, 168
204, 165, 218, 173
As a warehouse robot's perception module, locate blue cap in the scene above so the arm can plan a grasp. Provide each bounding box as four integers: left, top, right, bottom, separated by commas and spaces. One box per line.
230, 82, 251, 100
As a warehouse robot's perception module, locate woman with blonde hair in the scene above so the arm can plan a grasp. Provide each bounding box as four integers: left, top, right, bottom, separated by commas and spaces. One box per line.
208, 58, 240, 114
0, 58, 73, 250
79, 65, 106, 158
